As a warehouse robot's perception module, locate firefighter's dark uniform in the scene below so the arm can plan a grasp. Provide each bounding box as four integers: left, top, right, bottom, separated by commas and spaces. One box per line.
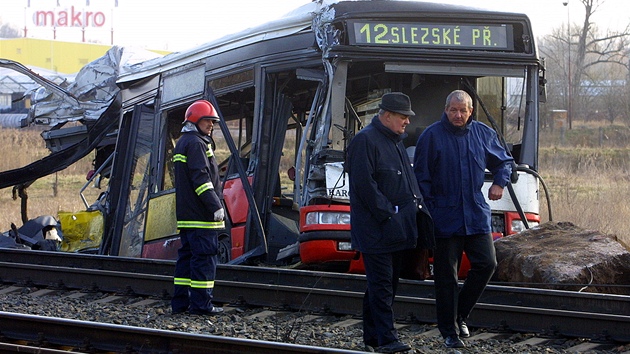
171, 130, 224, 314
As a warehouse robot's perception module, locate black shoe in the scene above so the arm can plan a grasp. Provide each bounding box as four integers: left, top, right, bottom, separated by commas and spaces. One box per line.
457, 318, 470, 338
364, 339, 377, 352
189, 307, 224, 315
171, 308, 187, 315
377, 340, 411, 353
444, 335, 465, 348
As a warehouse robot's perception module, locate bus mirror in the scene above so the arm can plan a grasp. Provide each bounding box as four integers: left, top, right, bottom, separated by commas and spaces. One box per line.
287, 166, 296, 181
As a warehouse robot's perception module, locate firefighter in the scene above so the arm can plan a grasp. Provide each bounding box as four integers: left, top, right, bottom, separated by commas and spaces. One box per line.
171, 99, 225, 315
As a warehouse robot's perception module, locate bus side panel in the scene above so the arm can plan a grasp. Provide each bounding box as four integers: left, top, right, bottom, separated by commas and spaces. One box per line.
141, 236, 180, 260
485, 172, 539, 214
230, 225, 246, 259
223, 177, 252, 224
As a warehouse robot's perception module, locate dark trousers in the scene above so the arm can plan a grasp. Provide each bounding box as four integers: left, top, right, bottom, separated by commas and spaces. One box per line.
172, 228, 219, 312
433, 233, 497, 338
362, 250, 405, 347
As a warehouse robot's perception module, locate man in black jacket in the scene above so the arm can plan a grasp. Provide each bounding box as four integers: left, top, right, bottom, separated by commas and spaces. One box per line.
171, 100, 225, 316
347, 92, 433, 353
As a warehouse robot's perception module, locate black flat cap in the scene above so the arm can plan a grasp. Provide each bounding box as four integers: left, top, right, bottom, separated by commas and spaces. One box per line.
379, 92, 415, 116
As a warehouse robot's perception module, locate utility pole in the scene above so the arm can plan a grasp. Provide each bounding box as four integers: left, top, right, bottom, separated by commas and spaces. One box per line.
563, 1, 572, 129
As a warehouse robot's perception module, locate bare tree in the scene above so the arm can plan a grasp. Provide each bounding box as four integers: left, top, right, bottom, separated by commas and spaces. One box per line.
539, 32, 569, 129
539, 0, 630, 127
0, 21, 21, 38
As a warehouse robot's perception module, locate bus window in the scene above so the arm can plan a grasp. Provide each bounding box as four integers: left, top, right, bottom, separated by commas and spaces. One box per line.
477, 76, 526, 164
210, 70, 256, 178
161, 107, 185, 192
279, 115, 301, 201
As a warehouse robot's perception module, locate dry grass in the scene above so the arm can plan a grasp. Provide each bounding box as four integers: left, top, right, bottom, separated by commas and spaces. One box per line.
539, 163, 630, 248
538, 122, 630, 248
1, 122, 629, 248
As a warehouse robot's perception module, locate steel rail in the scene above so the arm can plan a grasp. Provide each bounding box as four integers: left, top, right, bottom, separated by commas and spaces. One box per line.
0, 311, 364, 354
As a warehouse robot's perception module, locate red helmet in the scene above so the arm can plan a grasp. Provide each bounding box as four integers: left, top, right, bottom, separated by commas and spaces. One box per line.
183, 100, 220, 124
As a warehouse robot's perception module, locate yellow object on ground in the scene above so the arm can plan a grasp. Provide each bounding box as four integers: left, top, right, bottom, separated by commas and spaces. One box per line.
58, 210, 104, 252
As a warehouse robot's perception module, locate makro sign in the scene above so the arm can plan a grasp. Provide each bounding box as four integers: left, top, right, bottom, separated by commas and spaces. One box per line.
31, 6, 109, 28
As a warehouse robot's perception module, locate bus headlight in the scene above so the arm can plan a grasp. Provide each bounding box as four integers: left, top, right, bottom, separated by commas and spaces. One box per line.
511, 220, 539, 233
338, 242, 353, 251
491, 215, 505, 234
305, 211, 351, 225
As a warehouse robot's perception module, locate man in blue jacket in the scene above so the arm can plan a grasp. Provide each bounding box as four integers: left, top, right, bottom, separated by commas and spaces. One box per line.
413, 90, 513, 348
347, 92, 431, 353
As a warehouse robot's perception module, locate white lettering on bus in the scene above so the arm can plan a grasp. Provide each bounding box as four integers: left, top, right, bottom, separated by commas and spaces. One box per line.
328, 189, 349, 199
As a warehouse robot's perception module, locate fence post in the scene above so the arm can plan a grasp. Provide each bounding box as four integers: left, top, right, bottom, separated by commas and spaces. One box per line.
53, 172, 58, 197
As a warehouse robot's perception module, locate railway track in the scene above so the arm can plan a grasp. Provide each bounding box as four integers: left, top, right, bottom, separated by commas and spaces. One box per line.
0, 248, 629, 352
0, 310, 362, 354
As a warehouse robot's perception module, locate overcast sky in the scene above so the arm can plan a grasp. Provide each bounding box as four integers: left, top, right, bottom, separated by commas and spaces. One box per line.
1, 0, 628, 52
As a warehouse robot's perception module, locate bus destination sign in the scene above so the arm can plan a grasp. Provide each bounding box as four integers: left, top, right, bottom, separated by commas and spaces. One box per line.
348, 21, 513, 51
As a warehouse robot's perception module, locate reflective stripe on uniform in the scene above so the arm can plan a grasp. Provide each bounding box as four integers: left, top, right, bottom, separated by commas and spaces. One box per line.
173, 154, 187, 163
195, 182, 214, 195
191, 280, 215, 289
174, 277, 191, 286
206, 145, 214, 158
177, 220, 225, 229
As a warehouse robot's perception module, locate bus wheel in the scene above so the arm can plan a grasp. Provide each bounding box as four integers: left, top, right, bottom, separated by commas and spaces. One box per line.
217, 234, 231, 264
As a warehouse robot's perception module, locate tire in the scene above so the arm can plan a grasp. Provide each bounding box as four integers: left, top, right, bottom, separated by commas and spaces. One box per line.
217, 234, 231, 264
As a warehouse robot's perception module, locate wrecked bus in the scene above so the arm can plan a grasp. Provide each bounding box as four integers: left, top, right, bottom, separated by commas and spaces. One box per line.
1, 0, 547, 275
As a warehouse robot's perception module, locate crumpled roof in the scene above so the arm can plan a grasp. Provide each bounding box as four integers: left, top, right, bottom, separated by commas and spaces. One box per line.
27, 46, 161, 126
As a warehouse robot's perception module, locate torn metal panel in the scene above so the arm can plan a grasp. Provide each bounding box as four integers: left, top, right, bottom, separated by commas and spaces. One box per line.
312, 1, 340, 58
26, 46, 161, 127
2, 46, 160, 127
298, 1, 345, 206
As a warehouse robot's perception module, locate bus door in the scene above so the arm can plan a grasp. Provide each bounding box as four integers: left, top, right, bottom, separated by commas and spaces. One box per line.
212, 65, 323, 266
207, 80, 260, 264
102, 103, 155, 257
252, 86, 297, 265
139, 103, 186, 261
